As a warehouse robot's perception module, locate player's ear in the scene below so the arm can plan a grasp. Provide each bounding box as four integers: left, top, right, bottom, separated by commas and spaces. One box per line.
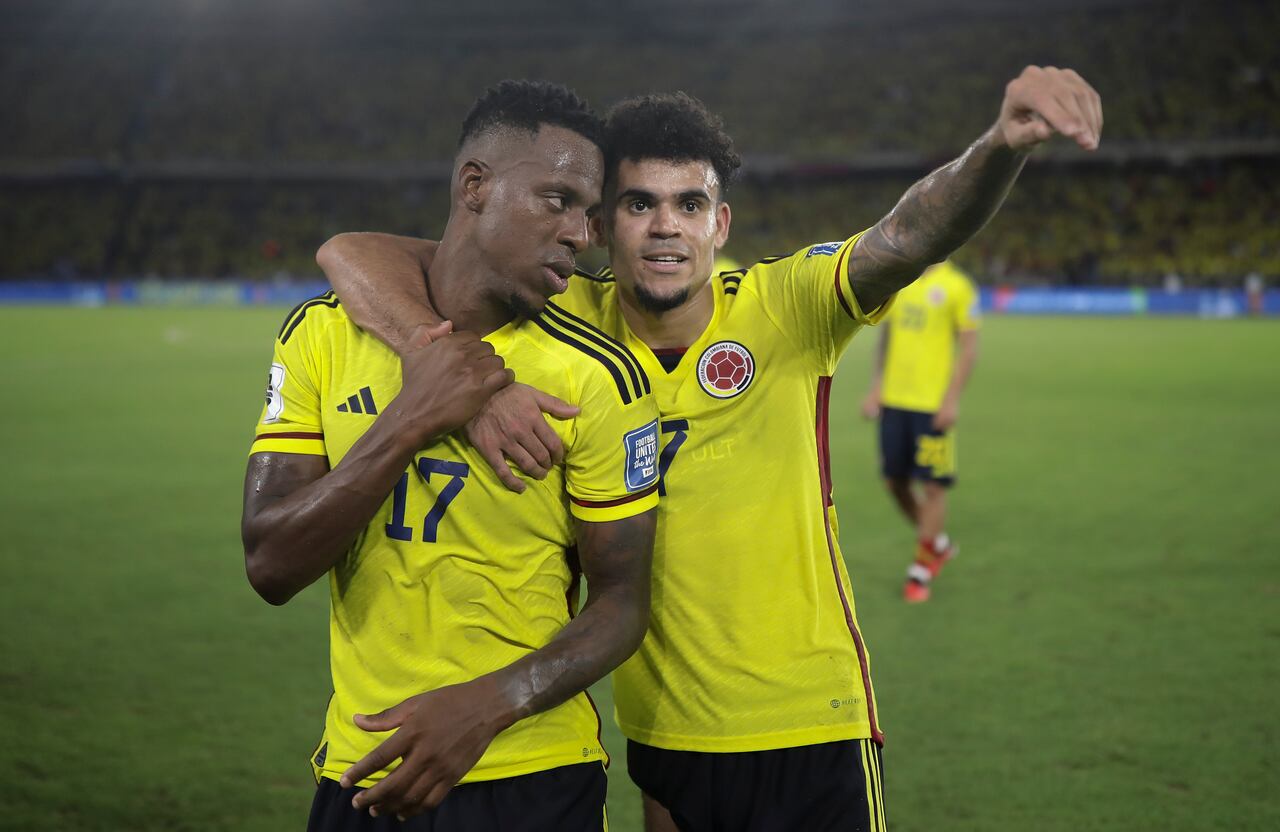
714, 200, 732, 250
458, 159, 491, 213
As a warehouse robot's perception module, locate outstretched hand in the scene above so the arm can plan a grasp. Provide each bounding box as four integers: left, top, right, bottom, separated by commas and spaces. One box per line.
998, 66, 1102, 152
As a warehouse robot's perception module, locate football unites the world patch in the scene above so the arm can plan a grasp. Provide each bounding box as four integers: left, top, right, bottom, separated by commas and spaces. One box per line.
623, 419, 660, 492
696, 341, 755, 399
806, 240, 843, 258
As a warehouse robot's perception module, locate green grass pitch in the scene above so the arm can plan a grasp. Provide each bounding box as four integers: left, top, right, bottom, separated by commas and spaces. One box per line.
1, 307, 1277, 831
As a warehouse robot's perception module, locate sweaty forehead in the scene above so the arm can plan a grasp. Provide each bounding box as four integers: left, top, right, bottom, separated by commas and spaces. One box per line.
484, 126, 603, 186
614, 158, 720, 198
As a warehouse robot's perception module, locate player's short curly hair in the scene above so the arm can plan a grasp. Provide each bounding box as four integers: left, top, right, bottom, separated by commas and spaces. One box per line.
457, 79, 604, 151
603, 92, 742, 197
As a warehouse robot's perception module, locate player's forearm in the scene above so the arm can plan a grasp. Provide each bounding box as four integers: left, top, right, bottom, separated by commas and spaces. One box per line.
243, 407, 432, 604
317, 232, 438, 354
849, 127, 1027, 312
941, 332, 980, 407
479, 510, 656, 730
868, 327, 887, 391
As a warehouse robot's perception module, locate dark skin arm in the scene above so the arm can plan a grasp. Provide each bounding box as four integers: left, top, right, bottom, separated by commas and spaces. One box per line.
317, 233, 579, 492
241, 326, 512, 605
849, 65, 1103, 312
315, 233, 440, 354
339, 508, 657, 820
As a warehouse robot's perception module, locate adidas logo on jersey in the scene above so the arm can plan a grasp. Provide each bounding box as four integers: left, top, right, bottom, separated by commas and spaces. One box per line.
337, 386, 378, 415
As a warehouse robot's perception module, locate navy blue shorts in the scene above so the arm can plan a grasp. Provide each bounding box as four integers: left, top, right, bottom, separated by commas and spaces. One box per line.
307, 762, 606, 832
879, 406, 956, 485
628, 738, 886, 831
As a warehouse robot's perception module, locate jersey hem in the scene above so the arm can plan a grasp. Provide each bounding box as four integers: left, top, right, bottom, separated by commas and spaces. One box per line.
878, 398, 943, 414
317, 751, 607, 788
249, 436, 327, 456
617, 721, 874, 753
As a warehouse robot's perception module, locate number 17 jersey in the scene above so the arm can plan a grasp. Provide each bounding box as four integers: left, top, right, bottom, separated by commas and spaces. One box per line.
249, 297, 660, 785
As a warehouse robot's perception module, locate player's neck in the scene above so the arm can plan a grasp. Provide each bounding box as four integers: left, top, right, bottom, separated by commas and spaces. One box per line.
618, 280, 714, 350
428, 230, 513, 336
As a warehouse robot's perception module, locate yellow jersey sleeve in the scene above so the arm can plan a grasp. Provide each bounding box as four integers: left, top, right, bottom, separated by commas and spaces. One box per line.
564, 368, 660, 524
746, 232, 893, 375
249, 297, 330, 457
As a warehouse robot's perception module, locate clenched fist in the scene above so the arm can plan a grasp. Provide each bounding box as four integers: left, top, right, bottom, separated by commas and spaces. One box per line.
390, 321, 515, 446
998, 65, 1102, 152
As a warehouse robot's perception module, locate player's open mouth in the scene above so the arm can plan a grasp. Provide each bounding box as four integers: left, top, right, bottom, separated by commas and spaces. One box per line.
543, 262, 572, 294
641, 253, 688, 275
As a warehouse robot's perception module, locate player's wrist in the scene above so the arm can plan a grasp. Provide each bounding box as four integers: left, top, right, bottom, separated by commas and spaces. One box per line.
469, 671, 525, 733
989, 120, 1031, 158
396, 318, 447, 355
380, 399, 448, 452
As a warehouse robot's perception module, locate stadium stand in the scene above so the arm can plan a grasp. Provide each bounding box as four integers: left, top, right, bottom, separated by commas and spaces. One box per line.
1, 0, 1276, 283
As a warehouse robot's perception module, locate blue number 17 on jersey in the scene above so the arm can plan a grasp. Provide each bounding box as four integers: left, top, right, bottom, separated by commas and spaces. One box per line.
385, 456, 470, 543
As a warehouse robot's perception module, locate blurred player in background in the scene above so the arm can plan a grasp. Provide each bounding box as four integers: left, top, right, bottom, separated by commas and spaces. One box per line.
861, 260, 981, 602
241, 81, 658, 830
318, 66, 1101, 831
712, 252, 741, 275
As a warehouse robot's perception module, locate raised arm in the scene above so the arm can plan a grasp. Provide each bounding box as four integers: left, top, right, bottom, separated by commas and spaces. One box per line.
241, 328, 510, 605
340, 509, 657, 818
849, 66, 1102, 312
316, 233, 440, 354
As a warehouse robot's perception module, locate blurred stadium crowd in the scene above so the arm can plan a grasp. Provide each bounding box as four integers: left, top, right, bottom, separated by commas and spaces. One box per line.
1, 0, 1277, 283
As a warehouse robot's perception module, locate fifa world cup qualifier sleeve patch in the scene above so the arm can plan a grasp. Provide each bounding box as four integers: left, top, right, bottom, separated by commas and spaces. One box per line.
624, 419, 660, 492
263, 363, 286, 423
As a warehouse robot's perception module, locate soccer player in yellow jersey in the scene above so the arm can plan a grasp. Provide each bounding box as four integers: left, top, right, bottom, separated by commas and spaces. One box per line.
861, 260, 981, 602
241, 82, 660, 830
318, 67, 1103, 830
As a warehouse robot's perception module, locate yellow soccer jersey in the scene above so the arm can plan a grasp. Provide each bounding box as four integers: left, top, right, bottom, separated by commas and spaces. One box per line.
563, 234, 890, 752
880, 261, 981, 413
249, 292, 659, 786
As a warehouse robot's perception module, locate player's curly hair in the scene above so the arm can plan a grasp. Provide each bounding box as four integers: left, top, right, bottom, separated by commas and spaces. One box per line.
603, 92, 742, 197
457, 79, 604, 151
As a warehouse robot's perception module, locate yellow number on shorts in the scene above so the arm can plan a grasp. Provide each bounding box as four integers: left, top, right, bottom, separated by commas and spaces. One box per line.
915, 435, 955, 477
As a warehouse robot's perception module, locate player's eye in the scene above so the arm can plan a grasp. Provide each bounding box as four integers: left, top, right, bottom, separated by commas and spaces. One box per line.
682, 200, 701, 213
629, 199, 650, 213
546, 195, 568, 211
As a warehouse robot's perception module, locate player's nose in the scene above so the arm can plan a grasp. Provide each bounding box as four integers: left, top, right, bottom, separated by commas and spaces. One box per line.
648, 203, 680, 238
558, 209, 591, 253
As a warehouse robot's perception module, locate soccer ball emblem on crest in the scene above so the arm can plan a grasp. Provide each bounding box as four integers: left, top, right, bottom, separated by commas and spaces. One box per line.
696, 341, 755, 399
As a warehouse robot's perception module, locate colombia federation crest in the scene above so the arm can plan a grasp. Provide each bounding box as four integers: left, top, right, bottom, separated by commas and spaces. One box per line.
696, 341, 755, 399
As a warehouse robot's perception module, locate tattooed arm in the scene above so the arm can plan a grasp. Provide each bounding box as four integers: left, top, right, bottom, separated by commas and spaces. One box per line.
849, 66, 1103, 312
